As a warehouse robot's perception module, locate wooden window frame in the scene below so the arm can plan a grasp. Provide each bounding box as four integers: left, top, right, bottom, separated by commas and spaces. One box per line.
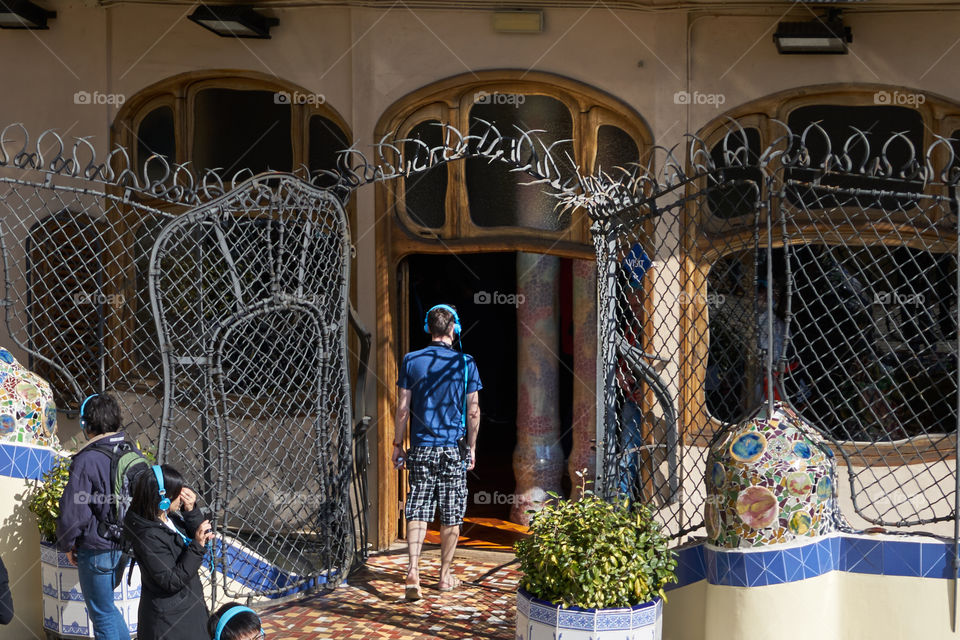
684, 84, 960, 461
97, 71, 355, 391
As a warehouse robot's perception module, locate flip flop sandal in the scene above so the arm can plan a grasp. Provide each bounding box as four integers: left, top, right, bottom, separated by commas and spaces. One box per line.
404, 584, 422, 601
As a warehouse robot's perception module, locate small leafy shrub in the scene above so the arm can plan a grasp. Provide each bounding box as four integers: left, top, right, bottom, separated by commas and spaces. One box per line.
27, 454, 71, 543
514, 476, 677, 610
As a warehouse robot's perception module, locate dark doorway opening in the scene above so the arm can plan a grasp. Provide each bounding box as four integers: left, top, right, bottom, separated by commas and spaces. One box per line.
402, 252, 576, 547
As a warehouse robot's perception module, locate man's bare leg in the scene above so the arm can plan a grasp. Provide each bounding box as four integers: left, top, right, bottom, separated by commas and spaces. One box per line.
406, 520, 427, 594
438, 524, 461, 590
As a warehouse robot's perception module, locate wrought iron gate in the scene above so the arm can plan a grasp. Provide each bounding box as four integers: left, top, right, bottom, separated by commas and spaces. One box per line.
149, 176, 355, 597
0, 127, 371, 602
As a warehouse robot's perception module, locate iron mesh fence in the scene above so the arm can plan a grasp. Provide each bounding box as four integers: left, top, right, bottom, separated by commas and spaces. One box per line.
0, 126, 372, 603
583, 123, 960, 544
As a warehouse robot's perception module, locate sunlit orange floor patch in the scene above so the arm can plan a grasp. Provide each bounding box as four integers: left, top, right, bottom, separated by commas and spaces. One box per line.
424, 517, 530, 551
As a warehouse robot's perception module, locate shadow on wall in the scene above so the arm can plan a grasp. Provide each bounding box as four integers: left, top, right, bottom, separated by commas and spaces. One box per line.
0, 474, 44, 638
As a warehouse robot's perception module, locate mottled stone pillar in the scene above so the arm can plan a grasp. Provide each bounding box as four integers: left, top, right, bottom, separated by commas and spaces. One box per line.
511, 252, 563, 525
568, 259, 597, 499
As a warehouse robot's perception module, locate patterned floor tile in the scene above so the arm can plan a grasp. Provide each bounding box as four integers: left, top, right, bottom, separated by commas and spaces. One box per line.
260, 550, 520, 640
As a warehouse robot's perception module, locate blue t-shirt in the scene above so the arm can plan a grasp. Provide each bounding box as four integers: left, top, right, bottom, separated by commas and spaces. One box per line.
397, 343, 482, 447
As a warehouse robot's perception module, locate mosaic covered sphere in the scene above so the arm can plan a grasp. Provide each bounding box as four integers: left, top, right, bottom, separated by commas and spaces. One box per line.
0, 347, 59, 446
705, 402, 836, 548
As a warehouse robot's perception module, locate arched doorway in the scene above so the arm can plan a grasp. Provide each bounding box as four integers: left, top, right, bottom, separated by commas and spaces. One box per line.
373, 71, 652, 548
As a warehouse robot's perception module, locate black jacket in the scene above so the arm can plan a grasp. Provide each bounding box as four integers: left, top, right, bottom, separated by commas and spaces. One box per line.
123, 508, 209, 640
0, 556, 12, 625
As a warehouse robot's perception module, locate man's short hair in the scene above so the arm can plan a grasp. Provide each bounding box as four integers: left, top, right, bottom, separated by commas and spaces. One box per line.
82, 394, 122, 436
428, 306, 456, 338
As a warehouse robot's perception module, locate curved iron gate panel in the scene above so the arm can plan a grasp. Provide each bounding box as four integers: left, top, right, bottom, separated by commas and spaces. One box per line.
149, 175, 354, 598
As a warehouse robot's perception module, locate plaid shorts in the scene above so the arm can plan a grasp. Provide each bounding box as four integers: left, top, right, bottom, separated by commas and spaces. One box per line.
405, 446, 467, 526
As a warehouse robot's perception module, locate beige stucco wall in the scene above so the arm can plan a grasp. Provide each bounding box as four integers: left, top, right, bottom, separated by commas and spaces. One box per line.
4, 1, 960, 552
665, 568, 960, 640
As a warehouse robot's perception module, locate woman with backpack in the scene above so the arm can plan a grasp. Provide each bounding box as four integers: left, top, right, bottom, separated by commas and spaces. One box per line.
56, 393, 133, 640
124, 463, 214, 640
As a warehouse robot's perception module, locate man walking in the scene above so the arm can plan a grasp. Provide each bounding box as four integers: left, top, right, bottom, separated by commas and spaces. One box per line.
392, 304, 481, 600
57, 394, 130, 640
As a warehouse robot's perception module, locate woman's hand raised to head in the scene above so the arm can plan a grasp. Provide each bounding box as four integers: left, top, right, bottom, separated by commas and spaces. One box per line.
194, 520, 214, 547
179, 487, 197, 512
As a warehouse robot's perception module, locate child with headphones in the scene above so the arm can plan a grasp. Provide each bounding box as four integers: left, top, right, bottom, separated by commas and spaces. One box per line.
123, 463, 214, 640
208, 603, 265, 640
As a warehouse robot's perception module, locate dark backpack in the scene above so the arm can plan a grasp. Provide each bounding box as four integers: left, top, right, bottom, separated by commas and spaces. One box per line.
89, 438, 150, 544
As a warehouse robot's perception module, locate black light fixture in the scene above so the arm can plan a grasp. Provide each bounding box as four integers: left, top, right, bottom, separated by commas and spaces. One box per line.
774, 11, 852, 54
0, 0, 55, 29
188, 5, 278, 39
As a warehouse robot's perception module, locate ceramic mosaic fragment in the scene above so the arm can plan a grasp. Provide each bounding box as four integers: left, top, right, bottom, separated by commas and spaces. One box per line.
0, 347, 58, 446
705, 402, 838, 548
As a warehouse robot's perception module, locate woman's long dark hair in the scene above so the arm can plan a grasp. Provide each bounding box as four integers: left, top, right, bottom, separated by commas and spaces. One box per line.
207, 603, 262, 640
128, 464, 184, 521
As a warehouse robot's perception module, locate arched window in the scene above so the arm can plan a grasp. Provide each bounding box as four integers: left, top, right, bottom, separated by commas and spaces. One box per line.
379, 72, 650, 248
695, 87, 960, 451
100, 73, 352, 383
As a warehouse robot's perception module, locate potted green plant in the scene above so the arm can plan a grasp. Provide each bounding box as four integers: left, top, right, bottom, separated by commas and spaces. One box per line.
28, 449, 141, 639
513, 472, 677, 639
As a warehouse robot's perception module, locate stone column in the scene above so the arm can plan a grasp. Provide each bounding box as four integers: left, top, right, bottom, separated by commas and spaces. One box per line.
511, 251, 563, 525
568, 259, 597, 499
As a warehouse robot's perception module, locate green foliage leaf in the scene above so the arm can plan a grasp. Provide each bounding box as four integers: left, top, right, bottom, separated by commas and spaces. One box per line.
26, 455, 71, 543
514, 485, 677, 610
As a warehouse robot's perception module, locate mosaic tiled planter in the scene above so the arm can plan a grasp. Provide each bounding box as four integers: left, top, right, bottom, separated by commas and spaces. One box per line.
705, 402, 838, 548
516, 588, 662, 640
41, 541, 139, 639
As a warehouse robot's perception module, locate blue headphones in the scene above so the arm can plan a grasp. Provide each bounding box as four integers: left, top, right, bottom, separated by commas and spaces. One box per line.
79, 393, 99, 431
423, 304, 461, 336
153, 465, 171, 511
214, 605, 261, 640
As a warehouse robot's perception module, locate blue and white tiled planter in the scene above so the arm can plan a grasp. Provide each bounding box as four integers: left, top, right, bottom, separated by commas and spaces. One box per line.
516, 588, 662, 640
40, 541, 139, 639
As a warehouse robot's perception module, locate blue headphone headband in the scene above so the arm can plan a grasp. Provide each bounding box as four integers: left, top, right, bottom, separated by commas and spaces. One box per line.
424, 304, 461, 336
152, 465, 171, 511
79, 394, 99, 428
215, 605, 260, 640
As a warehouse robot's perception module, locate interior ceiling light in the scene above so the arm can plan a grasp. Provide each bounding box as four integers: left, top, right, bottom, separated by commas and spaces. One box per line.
774, 12, 852, 54
0, 0, 55, 30
492, 10, 543, 34
188, 5, 278, 39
